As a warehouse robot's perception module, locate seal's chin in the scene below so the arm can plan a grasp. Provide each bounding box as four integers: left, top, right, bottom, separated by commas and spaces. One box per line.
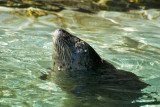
53, 29, 62, 44
52, 29, 72, 67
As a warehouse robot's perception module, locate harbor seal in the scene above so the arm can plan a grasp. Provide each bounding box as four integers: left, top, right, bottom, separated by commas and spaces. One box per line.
52, 28, 115, 71
38, 29, 149, 107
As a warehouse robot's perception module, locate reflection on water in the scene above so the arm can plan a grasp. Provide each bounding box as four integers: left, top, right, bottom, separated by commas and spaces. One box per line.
0, 6, 160, 107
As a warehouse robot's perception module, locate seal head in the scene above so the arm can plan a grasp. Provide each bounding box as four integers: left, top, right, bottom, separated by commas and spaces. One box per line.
52, 29, 114, 71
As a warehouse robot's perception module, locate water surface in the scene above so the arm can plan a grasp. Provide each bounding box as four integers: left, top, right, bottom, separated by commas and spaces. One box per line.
0, 6, 160, 107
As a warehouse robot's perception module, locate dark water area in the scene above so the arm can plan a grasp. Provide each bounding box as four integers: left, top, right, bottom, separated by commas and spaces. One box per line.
0, 1, 160, 107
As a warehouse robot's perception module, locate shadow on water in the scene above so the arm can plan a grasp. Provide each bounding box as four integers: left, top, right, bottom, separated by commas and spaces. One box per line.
40, 66, 160, 107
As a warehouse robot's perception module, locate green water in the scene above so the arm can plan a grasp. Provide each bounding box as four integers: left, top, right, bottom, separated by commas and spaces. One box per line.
0, 6, 160, 107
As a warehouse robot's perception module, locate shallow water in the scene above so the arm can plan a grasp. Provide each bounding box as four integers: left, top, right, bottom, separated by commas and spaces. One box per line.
0, 6, 160, 107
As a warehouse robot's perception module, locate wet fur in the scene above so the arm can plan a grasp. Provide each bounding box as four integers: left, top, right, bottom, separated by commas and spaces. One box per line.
52, 29, 115, 71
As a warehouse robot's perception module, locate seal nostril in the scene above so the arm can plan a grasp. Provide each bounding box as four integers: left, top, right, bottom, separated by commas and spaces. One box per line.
57, 28, 64, 32
54, 29, 64, 36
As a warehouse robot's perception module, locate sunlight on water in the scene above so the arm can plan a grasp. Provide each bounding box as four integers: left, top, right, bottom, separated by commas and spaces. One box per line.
0, 6, 160, 107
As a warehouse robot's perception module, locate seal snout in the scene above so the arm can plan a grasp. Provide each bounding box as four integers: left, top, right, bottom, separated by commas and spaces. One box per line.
56, 28, 64, 32
53, 28, 65, 37
54, 28, 65, 36
53, 28, 67, 43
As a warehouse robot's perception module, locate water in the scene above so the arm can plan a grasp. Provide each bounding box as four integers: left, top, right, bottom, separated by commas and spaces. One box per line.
0, 6, 160, 107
